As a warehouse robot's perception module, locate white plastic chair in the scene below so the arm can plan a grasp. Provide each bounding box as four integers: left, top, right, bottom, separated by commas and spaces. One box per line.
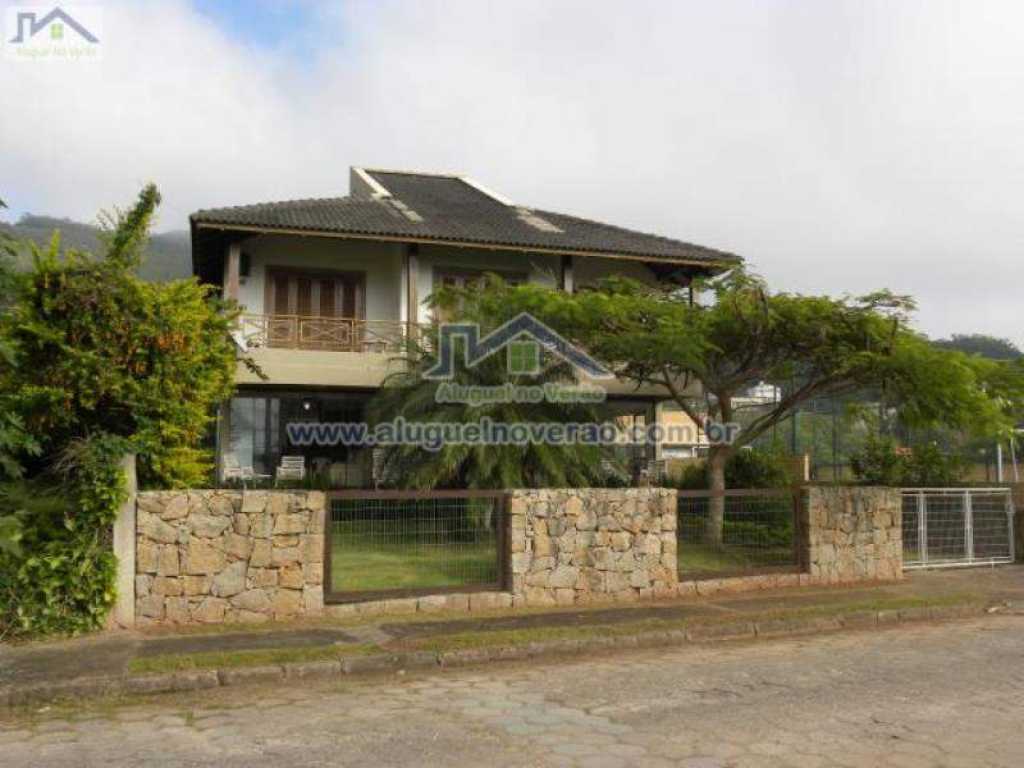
276, 455, 306, 483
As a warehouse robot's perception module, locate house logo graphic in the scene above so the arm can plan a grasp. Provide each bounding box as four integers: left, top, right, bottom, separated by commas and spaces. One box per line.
423, 312, 614, 381
5, 5, 102, 61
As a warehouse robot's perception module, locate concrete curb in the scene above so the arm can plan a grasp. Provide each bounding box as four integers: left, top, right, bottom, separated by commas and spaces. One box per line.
0, 602, 999, 709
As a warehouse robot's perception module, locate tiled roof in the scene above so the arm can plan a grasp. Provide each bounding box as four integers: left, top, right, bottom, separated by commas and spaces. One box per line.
191, 169, 740, 267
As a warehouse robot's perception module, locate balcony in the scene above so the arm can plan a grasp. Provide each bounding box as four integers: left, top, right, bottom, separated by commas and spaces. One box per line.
237, 314, 415, 354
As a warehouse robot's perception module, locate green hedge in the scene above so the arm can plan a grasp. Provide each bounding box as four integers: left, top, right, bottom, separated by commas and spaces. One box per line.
0, 436, 128, 639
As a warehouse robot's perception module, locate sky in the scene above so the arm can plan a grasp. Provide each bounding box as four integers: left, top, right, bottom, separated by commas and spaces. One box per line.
1, 0, 1022, 347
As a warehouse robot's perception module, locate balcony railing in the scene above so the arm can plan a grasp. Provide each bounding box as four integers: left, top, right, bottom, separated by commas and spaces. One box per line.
237, 314, 416, 353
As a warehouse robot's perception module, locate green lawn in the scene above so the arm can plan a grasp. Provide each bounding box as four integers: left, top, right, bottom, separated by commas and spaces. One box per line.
678, 542, 797, 578
330, 538, 497, 593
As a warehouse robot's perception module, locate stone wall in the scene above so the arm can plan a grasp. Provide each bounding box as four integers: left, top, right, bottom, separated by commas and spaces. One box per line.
508, 488, 678, 606
803, 486, 902, 584
135, 491, 325, 625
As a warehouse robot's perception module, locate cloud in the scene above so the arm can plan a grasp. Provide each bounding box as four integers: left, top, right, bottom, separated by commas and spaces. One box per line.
1, 0, 1022, 346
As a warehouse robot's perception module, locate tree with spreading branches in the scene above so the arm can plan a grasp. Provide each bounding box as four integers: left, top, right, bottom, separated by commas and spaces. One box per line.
445, 271, 1024, 544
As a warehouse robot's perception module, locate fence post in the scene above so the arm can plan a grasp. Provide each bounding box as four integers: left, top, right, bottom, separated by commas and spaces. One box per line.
110, 453, 137, 629
1007, 490, 1017, 563
917, 491, 927, 566
964, 489, 974, 565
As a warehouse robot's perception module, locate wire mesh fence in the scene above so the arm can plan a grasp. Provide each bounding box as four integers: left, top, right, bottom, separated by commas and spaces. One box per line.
901, 488, 1015, 568
326, 491, 506, 600
676, 490, 801, 579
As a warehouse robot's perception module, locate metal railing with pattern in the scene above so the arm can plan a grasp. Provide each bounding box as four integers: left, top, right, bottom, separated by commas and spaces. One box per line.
237, 314, 417, 353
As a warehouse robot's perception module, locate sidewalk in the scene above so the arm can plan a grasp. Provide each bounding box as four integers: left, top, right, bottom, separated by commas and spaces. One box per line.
3, 566, 1023, 709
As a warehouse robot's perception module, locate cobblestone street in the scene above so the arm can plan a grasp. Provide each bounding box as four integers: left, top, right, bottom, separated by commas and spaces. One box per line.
2, 616, 1022, 767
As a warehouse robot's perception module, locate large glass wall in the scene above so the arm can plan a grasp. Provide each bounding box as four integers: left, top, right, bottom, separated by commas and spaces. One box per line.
223, 390, 372, 487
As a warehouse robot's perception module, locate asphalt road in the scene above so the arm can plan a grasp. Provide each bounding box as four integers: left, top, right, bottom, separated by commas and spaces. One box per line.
2, 616, 1023, 767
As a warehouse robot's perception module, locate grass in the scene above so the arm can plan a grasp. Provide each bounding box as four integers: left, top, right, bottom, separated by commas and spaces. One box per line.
330, 538, 497, 593
128, 643, 378, 675
677, 542, 796, 577
394, 591, 984, 654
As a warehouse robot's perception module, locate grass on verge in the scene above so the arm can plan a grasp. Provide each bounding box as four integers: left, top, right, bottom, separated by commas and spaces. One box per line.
129, 643, 378, 675
392, 592, 984, 654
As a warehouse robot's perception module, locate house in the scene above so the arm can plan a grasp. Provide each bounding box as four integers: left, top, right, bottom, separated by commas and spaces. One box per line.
190, 168, 740, 485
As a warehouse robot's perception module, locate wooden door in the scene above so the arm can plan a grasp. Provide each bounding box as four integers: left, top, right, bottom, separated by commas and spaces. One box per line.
266, 269, 365, 349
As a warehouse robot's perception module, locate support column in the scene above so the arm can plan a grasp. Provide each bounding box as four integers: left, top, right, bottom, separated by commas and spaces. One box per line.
560, 254, 574, 293
224, 242, 241, 302
404, 244, 419, 335
110, 454, 137, 629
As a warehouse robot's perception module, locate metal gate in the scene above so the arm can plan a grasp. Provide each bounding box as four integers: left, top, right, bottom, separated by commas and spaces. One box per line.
901, 488, 1016, 569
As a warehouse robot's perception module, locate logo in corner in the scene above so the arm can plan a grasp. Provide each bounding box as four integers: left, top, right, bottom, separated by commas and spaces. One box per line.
5, 6, 102, 61
423, 312, 614, 381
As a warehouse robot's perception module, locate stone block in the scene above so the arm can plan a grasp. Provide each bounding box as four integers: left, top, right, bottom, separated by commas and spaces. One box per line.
137, 593, 164, 619
468, 592, 513, 611
223, 532, 251, 560
164, 596, 190, 624
207, 495, 235, 517
444, 593, 470, 611
152, 576, 183, 597
241, 491, 269, 514
524, 587, 557, 606
272, 546, 301, 567
416, 594, 447, 612
231, 588, 271, 613
548, 565, 579, 589
189, 514, 231, 538
160, 494, 190, 521
279, 565, 304, 590
156, 545, 179, 576
381, 597, 418, 614
302, 561, 324, 586
564, 496, 584, 517
300, 534, 324, 564
554, 588, 575, 605
137, 539, 158, 573
211, 561, 247, 598
533, 532, 554, 557
183, 575, 212, 596
271, 588, 303, 618
249, 539, 272, 568
184, 537, 226, 575
274, 513, 306, 535
144, 516, 180, 545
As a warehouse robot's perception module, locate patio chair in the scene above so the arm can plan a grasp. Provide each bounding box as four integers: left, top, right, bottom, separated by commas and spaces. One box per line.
276, 455, 306, 483
221, 453, 271, 487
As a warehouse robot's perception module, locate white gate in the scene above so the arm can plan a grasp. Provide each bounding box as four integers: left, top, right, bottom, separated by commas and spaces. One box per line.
901, 488, 1016, 569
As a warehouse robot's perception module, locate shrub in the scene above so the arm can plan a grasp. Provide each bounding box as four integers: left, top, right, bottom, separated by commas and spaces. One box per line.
849, 433, 966, 487
671, 445, 796, 490
0, 185, 240, 637
1, 185, 238, 488
0, 435, 127, 638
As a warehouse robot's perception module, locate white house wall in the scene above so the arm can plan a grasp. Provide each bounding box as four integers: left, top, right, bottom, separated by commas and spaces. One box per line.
412, 244, 561, 324
234, 236, 587, 326
236, 235, 404, 321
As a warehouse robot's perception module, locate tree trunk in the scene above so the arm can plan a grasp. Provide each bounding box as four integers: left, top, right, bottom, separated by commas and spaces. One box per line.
705, 447, 728, 546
